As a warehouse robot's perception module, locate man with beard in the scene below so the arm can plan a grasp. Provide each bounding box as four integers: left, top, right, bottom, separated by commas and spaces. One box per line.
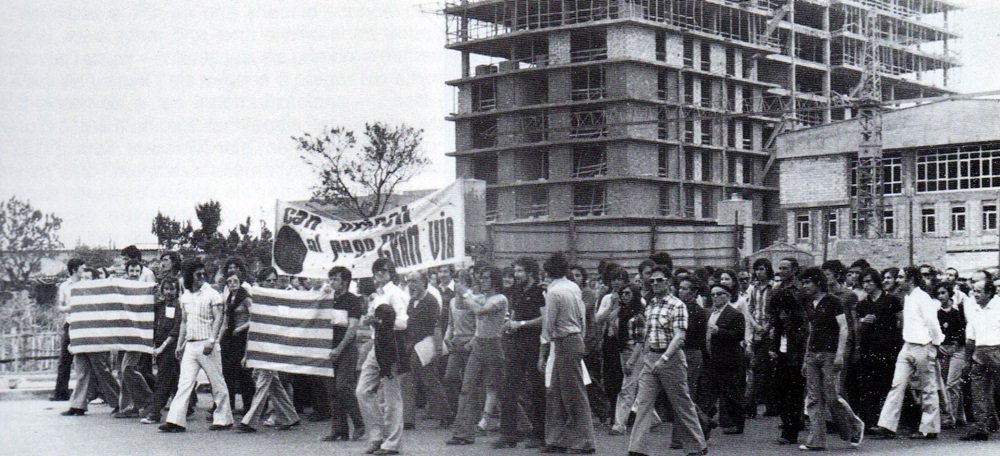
492, 257, 546, 450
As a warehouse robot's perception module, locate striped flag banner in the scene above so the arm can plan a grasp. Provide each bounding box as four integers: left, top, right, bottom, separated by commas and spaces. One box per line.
68, 278, 156, 355
246, 286, 335, 377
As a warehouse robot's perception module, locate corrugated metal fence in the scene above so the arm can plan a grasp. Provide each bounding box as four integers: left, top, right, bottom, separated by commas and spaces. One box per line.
0, 331, 60, 373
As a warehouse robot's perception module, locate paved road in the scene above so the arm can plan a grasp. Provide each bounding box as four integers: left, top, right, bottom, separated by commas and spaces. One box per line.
3, 395, 999, 455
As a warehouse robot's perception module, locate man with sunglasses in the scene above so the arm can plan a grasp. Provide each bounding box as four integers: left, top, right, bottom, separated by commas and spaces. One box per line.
628, 266, 706, 456
159, 259, 234, 432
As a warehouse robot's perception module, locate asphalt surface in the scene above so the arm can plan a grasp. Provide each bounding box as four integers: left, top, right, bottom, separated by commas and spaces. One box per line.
3, 395, 1000, 456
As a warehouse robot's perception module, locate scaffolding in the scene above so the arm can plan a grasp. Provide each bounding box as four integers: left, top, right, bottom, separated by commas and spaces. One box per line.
446, 0, 778, 49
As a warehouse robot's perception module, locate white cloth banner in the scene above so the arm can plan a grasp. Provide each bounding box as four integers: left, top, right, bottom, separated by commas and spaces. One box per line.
273, 180, 465, 278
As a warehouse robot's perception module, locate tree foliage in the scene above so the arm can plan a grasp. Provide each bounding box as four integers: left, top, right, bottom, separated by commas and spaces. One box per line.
150, 202, 272, 277
70, 245, 118, 270
0, 196, 63, 290
151, 211, 193, 250
294, 122, 429, 220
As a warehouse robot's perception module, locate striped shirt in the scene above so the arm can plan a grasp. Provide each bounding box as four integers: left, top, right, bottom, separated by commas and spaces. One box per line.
643, 294, 688, 351
180, 283, 224, 341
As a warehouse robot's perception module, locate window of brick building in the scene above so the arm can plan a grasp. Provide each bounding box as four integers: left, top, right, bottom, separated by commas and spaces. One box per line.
984, 201, 998, 231
951, 205, 967, 232
796, 213, 810, 240
922, 206, 936, 233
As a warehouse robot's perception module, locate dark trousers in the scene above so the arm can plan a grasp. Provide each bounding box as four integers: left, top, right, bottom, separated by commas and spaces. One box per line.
500, 336, 546, 441
701, 355, 746, 430
328, 343, 363, 435
221, 331, 254, 410
583, 348, 610, 421
54, 323, 73, 398
776, 353, 806, 442
402, 348, 450, 424
602, 338, 624, 407
745, 340, 774, 415
146, 342, 180, 420
854, 351, 896, 427
545, 334, 595, 451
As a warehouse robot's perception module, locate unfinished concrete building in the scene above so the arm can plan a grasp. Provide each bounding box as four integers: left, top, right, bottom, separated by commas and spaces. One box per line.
443, 0, 959, 270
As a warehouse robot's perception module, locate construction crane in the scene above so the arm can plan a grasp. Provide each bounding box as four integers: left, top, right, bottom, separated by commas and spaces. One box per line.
854, 9, 885, 239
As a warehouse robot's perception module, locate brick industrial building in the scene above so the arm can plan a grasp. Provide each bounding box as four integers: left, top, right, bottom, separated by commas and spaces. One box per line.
442, 0, 958, 270
777, 98, 1000, 274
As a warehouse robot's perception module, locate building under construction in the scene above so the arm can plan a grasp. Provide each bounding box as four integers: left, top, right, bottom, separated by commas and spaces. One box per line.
443, 0, 959, 270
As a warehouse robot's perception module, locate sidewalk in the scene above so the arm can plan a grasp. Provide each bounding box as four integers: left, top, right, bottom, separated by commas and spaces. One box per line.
0, 372, 59, 400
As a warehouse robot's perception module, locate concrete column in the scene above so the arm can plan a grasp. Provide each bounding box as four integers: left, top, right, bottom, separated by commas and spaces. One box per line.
710, 43, 726, 75
549, 31, 572, 65
664, 33, 684, 67
457, 85, 473, 114
607, 24, 655, 60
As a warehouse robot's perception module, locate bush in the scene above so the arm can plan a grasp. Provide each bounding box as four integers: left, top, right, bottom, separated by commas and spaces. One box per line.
0, 291, 61, 334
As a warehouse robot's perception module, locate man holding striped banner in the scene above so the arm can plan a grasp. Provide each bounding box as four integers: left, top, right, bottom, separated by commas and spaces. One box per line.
62, 277, 156, 416
244, 285, 337, 376
236, 282, 336, 433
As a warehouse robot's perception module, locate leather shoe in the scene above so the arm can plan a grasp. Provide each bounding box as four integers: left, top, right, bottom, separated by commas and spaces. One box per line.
372, 450, 399, 456
236, 423, 257, 433
908, 432, 937, 440
491, 437, 519, 448
208, 424, 232, 431
403, 422, 416, 430
61, 408, 86, 416
775, 437, 796, 445
320, 431, 348, 441
364, 441, 384, 455
798, 445, 825, 451
277, 420, 300, 431
722, 427, 743, 435
158, 422, 186, 433
960, 432, 989, 441
539, 446, 566, 453
445, 437, 475, 445
566, 449, 595, 454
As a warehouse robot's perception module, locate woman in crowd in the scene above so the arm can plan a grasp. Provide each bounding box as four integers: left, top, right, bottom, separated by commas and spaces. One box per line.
594, 264, 632, 428
602, 280, 646, 435
221, 272, 254, 413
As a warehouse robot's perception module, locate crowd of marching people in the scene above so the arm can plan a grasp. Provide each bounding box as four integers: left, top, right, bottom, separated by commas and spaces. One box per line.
51, 245, 1000, 454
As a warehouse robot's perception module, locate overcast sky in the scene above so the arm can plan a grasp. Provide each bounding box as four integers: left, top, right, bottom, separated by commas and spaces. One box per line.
2, 0, 999, 248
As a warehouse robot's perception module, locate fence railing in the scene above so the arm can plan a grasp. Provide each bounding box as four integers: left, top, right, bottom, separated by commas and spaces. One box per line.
0, 330, 61, 374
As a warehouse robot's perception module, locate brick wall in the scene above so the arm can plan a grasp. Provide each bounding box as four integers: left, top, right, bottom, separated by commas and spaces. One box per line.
779, 155, 849, 206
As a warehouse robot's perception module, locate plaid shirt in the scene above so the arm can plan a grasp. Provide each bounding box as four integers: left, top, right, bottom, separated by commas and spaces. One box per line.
643, 293, 688, 351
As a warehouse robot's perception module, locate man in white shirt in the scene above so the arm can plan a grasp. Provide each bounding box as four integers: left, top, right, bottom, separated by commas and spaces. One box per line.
52, 258, 87, 401
356, 258, 409, 455
116, 245, 156, 282
960, 279, 1000, 441
877, 266, 945, 439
